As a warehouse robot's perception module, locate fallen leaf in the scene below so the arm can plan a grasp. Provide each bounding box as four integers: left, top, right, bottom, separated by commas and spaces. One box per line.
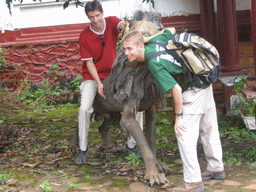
159, 182, 174, 189
119, 166, 132, 172
87, 162, 103, 166
23, 162, 39, 168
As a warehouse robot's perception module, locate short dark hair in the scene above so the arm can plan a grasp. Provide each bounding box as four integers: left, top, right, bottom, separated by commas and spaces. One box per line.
85, 0, 103, 16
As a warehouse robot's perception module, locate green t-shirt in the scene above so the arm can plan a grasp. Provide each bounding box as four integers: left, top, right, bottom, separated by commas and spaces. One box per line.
145, 29, 210, 94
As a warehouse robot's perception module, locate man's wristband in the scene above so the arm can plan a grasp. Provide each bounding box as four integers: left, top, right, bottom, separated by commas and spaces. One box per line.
175, 112, 183, 116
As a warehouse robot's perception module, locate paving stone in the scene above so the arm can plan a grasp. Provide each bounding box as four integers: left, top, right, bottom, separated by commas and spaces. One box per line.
112, 176, 128, 180
89, 175, 105, 181
89, 168, 103, 174
75, 170, 85, 175
6, 178, 19, 186
75, 183, 98, 191
4, 188, 21, 192
19, 179, 35, 186
242, 184, 256, 190
174, 159, 183, 164
67, 165, 79, 171
50, 183, 69, 191
20, 188, 43, 192
0, 164, 5, 171
58, 177, 79, 183
223, 180, 242, 186
18, 173, 33, 178
10, 156, 24, 162
129, 182, 150, 192
111, 187, 126, 191
98, 179, 112, 187
235, 173, 248, 176
35, 176, 55, 189
204, 180, 220, 186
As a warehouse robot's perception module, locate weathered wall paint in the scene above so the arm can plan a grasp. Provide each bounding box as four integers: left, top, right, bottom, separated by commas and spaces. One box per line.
2, 41, 82, 83
0, 0, 251, 31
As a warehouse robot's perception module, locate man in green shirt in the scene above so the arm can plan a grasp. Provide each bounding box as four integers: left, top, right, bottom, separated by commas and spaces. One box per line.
122, 29, 225, 192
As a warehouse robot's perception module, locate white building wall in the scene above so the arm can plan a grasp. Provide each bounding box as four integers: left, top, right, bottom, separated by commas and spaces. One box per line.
155, 0, 200, 17
0, 0, 252, 31
236, 0, 251, 10
0, 0, 15, 32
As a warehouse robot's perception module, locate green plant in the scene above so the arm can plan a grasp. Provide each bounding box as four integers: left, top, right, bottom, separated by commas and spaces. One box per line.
0, 174, 8, 185
232, 74, 255, 117
70, 75, 83, 91
46, 63, 65, 80
116, 158, 123, 165
40, 180, 52, 192
142, 0, 155, 7
17, 77, 69, 109
219, 114, 256, 138
247, 162, 256, 169
64, 181, 78, 188
125, 152, 141, 165
0, 47, 7, 70
245, 146, 256, 161
155, 125, 169, 146
19, 79, 52, 102
218, 115, 256, 166
223, 149, 242, 166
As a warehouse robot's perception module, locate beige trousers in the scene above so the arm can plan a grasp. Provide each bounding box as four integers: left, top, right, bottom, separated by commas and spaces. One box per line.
176, 85, 224, 183
78, 80, 143, 151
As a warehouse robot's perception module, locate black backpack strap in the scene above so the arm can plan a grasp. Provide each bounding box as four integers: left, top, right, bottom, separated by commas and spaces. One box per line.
145, 41, 168, 63
145, 41, 166, 49
146, 41, 187, 72
146, 50, 167, 63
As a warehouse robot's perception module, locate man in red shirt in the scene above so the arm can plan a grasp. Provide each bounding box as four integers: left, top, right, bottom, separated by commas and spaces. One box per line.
76, 0, 143, 165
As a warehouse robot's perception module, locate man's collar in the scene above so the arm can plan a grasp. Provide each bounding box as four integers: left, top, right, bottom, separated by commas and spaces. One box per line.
89, 18, 106, 35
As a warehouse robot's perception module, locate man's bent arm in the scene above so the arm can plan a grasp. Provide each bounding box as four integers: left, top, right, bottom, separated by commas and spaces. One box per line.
171, 84, 185, 136
144, 27, 176, 42
119, 21, 129, 34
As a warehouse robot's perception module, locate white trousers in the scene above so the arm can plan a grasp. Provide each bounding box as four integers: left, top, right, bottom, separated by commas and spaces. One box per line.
176, 85, 224, 183
78, 80, 143, 151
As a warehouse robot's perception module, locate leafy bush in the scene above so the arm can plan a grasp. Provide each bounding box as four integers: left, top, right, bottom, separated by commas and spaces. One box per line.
70, 75, 83, 91
46, 63, 65, 80
0, 47, 7, 70
232, 74, 255, 117
219, 114, 256, 166
125, 153, 141, 165
40, 180, 52, 192
246, 147, 256, 161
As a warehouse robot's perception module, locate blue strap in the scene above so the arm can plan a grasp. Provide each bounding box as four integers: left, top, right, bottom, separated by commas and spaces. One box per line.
145, 41, 168, 63
146, 50, 167, 63
146, 41, 166, 49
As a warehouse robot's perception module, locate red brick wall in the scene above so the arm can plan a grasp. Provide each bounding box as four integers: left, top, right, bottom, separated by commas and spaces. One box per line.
1, 23, 87, 83
2, 42, 81, 82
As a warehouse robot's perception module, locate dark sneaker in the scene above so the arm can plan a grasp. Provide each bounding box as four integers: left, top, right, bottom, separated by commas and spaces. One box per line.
202, 170, 225, 181
75, 149, 88, 165
171, 181, 205, 192
125, 144, 142, 159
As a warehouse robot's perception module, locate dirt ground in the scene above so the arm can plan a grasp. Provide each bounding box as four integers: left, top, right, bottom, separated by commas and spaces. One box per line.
0, 107, 255, 192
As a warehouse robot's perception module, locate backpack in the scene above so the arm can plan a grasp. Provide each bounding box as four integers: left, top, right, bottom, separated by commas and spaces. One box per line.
146, 32, 221, 88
